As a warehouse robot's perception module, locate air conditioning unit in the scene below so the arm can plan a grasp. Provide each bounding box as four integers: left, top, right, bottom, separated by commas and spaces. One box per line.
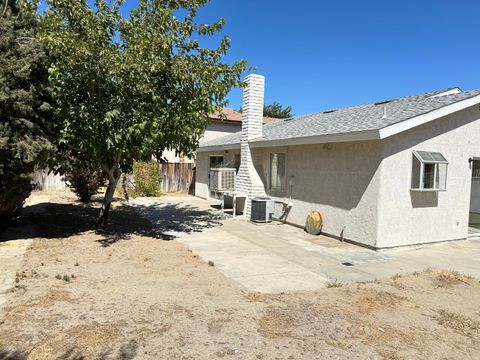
251, 197, 275, 223
209, 168, 236, 192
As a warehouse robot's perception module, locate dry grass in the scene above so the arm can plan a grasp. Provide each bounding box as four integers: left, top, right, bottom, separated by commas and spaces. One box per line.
431, 270, 474, 287
356, 289, 407, 315
33, 290, 76, 308
258, 309, 294, 338
2, 192, 480, 359
27, 322, 125, 360
326, 279, 343, 288
376, 349, 405, 360
245, 292, 271, 303
433, 309, 480, 335
3, 289, 76, 324
413, 268, 474, 286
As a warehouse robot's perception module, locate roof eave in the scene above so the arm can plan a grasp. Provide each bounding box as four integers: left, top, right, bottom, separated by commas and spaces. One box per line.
197, 130, 381, 152
379, 94, 480, 139
197, 143, 241, 152
250, 130, 381, 148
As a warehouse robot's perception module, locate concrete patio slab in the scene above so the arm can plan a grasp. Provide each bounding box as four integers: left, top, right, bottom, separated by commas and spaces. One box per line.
131, 195, 480, 293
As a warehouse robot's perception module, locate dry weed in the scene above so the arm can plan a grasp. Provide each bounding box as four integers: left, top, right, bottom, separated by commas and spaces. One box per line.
245, 292, 271, 303
356, 290, 407, 315
258, 309, 294, 338
28, 322, 125, 360
433, 309, 480, 335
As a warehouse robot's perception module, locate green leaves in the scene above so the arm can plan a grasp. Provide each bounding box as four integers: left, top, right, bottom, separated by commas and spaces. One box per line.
0, 0, 54, 217
263, 102, 294, 119
41, 0, 246, 176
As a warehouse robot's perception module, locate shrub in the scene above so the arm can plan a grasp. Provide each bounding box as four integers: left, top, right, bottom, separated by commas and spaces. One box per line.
64, 168, 106, 202
130, 161, 162, 197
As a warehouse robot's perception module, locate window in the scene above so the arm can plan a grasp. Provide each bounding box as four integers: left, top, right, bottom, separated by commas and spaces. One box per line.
270, 153, 286, 191
411, 150, 448, 191
473, 160, 480, 180
234, 154, 241, 173
209, 156, 224, 169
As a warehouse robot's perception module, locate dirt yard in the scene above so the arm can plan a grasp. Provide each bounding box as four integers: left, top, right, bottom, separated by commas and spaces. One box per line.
1, 192, 479, 359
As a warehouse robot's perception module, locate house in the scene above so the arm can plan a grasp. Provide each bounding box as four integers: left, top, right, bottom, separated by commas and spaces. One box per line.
196, 74, 480, 249
161, 108, 279, 163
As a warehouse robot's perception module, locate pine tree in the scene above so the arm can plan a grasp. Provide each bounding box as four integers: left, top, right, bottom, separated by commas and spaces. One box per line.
0, 0, 53, 218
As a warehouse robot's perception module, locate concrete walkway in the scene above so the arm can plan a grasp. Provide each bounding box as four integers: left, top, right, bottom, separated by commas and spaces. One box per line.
131, 196, 480, 293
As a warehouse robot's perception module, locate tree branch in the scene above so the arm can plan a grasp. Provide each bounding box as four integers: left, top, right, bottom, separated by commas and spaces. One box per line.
1, 0, 8, 18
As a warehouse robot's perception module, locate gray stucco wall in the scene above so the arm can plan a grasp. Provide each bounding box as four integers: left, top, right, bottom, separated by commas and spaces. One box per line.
195, 106, 480, 248
195, 151, 239, 200
377, 105, 480, 247
196, 142, 385, 247
256, 142, 383, 248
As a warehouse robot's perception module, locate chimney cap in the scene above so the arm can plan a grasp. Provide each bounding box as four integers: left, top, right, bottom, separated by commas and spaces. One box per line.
244, 73, 265, 81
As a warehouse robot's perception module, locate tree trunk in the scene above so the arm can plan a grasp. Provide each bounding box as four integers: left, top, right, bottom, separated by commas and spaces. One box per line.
96, 166, 121, 227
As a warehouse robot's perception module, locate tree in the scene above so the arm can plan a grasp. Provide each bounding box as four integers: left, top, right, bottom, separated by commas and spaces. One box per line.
239, 101, 293, 119
0, 0, 53, 218
263, 102, 293, 118
40, 0, 246, 226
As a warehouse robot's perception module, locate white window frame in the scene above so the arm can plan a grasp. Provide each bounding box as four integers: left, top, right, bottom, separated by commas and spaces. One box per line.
269, 152, 287, 191
411, 150, 448, 192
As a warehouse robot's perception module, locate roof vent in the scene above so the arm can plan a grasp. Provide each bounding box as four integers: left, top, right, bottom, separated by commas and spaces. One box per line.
323, 109, 336, 114
374, 100, 391, 106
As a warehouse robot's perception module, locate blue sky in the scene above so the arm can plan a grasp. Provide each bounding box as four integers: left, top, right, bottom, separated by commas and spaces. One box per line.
39, 0, 480, 116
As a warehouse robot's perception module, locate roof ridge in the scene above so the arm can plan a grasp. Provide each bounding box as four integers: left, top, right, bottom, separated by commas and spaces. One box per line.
198, 86, 480, 151
284, 87, 461, 122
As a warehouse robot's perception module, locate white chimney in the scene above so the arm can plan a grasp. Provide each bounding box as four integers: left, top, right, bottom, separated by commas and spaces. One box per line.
235, 74, 267, 217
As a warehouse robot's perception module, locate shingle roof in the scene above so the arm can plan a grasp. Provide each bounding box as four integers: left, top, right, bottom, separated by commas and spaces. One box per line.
209, 108, 280, 124
199, 88, 480, 149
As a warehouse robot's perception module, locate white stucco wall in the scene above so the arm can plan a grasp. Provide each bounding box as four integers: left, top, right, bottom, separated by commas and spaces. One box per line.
163, 121, 241, 163
377, 105, 480, 248
195, 152, 210, 199
201, 121, 241, 142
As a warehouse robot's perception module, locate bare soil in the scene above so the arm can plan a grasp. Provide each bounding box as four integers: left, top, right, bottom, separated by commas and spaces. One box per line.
1, 192, 480, 360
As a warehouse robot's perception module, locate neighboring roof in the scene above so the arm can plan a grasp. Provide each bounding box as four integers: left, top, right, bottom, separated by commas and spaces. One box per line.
209, 108, 280, 125
199, 88, 480, 151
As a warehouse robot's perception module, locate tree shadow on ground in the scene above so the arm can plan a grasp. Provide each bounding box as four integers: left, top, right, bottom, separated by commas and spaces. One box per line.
0, 339, 138, 360
0, 350, 26, 360
130, 202, 226, 234
0, 200, 177, 247
1, 197, 225, 247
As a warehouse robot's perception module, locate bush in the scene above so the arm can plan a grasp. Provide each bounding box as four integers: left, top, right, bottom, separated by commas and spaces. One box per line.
0, 173, 32, 218
130, 161, 162, 197
64, 169, 106, 202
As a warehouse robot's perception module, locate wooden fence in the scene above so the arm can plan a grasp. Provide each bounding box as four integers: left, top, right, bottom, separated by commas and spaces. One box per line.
157, 162, 195, 194
31, 168, 67, 191
31, 163, 195, 194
